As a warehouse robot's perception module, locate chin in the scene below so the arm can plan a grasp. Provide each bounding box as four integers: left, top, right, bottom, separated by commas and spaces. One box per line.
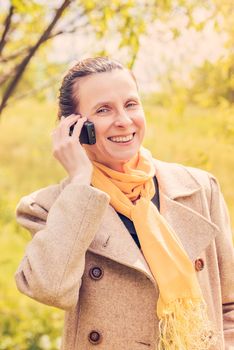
108, 149, 138, 162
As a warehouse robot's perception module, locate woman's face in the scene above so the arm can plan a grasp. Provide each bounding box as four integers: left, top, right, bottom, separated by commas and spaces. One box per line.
73, 69, 146, 172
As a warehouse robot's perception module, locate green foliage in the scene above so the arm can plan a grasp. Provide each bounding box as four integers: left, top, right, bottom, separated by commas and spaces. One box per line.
1, 86, 234, 349
148, 55, 234, 112
0, 101, 64, 350
2, 0, 174, 105
143, 95, 234, 223
12, 0, 44, 14
80, 0, 149, 68
189, 57, 234, 107
0, 214, 63, 350
1, 0, 221, 109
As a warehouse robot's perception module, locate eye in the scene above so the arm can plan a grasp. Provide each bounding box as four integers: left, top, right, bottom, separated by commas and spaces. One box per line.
96, 107, 109, 114
126, 102, 138, 108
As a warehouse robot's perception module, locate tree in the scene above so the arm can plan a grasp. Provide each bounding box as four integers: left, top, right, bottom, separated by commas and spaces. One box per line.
184, 0, 234, 107
0, 0, 74, 114
0, 0, 216, 115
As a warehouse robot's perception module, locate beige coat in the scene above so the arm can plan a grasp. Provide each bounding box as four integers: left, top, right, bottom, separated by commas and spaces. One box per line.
15, 159, 234, 350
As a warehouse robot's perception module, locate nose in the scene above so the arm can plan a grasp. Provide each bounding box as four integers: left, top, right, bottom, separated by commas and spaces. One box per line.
114, 109, 133, 127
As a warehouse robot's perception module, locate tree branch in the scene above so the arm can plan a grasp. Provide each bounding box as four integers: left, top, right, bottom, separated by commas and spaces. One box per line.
0, 25, 79, 66
0, 5, 14, 56
0, 47, 29, 64
0, 18, 89, 86
0, 66, 18, 86
0, 19, 88, 65
10, 72, 63, 102
47, 25, 83, 40
0, 0, 73, 115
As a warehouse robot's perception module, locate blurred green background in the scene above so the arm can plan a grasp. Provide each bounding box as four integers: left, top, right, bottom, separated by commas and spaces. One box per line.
0, 0, 233, 349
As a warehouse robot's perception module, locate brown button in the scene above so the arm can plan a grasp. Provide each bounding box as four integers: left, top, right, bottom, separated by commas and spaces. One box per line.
88, 330, 102, 344
195, 258, 204, 271
89, 266, 104, 280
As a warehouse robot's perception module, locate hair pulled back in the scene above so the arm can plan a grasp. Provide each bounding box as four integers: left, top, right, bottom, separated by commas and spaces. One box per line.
58, 57, 132, 120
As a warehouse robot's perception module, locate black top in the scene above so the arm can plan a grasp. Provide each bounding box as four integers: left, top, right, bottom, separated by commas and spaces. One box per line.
117, 176, 160, 249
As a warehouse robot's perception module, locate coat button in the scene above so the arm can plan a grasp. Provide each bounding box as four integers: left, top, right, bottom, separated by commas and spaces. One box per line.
88, 330, 102, 344
195, 258, 204, 271
89, 266, 104, 280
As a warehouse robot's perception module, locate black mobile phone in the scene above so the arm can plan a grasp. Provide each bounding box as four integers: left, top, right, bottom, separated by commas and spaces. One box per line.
69, 120, 96, 145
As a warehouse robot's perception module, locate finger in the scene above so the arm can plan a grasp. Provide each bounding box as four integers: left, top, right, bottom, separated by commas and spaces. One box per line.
60, 114, 78, 126
58, 115, 66, 124
72, 116, 87, 139
60, 114, 82, 138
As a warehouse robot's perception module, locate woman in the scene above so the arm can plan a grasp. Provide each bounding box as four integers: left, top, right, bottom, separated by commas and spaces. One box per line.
15, 57, 234, 350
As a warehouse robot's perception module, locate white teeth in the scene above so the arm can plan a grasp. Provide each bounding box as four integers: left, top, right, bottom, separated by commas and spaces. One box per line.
109, 134, 134, 143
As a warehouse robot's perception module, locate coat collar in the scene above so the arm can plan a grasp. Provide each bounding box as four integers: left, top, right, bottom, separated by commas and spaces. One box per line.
86, 158, 219, 287
153, 158, 202, 199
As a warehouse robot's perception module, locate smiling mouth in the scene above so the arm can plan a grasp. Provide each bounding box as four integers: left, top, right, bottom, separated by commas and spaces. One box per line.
108, 133, 135, 143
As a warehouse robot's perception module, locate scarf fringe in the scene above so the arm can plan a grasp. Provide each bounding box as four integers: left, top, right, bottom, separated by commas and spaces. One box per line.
157, 298, 219, 350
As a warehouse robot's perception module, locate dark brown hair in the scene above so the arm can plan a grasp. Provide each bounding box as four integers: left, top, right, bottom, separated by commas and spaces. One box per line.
57, 57, 137, 119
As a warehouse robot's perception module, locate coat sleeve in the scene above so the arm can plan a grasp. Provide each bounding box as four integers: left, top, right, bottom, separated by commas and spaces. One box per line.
209, 175, 234, 349
15, 182, 110, 310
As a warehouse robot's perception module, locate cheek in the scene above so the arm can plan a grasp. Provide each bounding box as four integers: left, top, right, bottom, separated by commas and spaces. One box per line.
140, 117, 146, 128
94, 121, 109, 141
135, 114, 146, 131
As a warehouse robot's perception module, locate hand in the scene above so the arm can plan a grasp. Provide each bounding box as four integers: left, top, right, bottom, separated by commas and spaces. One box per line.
51, 114, 93, 184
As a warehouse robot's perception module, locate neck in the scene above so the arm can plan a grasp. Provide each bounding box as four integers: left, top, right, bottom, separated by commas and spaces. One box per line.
84, 148, 139, 173
107, 162, 126, 172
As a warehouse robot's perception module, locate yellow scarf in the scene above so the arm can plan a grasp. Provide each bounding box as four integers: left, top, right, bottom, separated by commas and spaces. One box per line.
91, 146, 217, 349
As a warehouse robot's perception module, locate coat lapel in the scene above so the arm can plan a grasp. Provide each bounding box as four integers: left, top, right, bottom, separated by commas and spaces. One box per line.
159, 192, 219, 261
88, 205, 158, 288
87, 159, 220, 286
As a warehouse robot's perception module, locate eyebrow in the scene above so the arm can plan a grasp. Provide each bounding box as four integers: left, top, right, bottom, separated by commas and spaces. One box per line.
91, 95, 140, 111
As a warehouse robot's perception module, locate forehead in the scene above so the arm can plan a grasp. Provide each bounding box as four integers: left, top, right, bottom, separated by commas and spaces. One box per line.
73, 69, 138, 107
